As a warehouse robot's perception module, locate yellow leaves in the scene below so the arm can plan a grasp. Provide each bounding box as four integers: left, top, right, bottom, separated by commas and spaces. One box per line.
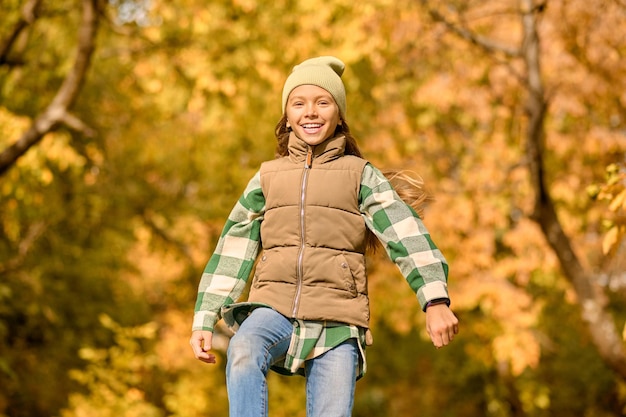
454, 275, 542, 376
602, 224, 625, 256
133, 59, 165, 93
590, 163, 626, 255
47, 133, 87, 170
62, 315, 163, 417
232, 0, 258, 13
603, 179, 626, 254
493, 329, 541, 376
1, 106, 89, 247
609, 189, 626, 212
0, 106, 29, 146
368, 259, 421, 335
15, 132, 86, 185
450, 218, 557, 376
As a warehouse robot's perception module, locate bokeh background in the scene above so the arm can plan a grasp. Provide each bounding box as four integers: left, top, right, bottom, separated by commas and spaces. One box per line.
1, 0, 626, 416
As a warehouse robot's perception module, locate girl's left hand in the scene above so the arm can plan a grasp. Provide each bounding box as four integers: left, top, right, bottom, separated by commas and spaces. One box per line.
425, 304, 459, 348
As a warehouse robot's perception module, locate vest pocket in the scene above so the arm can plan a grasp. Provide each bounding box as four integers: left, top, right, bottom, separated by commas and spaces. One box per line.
336, 253, 358, 297
252, 248, 298, 288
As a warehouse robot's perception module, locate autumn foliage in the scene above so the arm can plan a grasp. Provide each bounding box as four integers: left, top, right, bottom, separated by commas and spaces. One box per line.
1, 0, 625, 416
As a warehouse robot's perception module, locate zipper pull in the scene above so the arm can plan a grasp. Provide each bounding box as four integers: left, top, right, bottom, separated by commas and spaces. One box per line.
305, 147, 313, 168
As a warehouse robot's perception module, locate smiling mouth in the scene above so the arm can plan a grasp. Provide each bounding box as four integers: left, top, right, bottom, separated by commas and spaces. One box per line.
302, 123, 323, 129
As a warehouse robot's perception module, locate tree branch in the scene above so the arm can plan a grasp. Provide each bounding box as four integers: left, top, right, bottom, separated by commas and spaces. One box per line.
420, 1, 526, 84
60, 112, 97, 137
0, 221, 47, 275
423, 4, 521, 58
0, 0, 99, 177
0, 0, 42, 66
142, 213, 195, 265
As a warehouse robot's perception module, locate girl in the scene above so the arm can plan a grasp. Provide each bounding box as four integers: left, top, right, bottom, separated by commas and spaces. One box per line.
190, 56, 459, 417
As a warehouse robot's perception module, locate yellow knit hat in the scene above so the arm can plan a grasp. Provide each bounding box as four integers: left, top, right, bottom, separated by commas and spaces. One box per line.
281, 56, 346, 116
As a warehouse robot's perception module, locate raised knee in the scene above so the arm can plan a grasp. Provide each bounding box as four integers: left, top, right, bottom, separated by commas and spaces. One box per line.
227, 334, 266, 371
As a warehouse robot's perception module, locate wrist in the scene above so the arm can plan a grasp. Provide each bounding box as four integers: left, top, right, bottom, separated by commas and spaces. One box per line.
425, 298, 450, 310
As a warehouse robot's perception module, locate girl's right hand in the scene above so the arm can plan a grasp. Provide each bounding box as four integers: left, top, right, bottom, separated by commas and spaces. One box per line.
190, 330, 217, 364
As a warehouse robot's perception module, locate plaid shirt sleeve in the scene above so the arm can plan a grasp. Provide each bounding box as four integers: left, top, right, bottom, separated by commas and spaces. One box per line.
192, 171, 265, 331
360, 163, 450, 310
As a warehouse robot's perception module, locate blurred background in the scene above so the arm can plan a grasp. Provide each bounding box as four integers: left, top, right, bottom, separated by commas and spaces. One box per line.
1, 0, 625, 416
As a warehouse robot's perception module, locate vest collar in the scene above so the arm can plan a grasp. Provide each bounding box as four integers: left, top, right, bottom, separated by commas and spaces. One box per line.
287, 132, 346, 165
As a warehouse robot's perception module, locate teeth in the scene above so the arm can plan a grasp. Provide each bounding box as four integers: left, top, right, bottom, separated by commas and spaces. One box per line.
303, 124, 321, 128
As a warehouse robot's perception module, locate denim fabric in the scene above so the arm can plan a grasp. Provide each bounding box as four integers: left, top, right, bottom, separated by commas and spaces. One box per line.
304, 338, 358, 417
226, 307, 358, 417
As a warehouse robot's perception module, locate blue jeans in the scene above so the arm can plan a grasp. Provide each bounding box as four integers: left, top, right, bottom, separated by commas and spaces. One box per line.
226, 307, 358, 417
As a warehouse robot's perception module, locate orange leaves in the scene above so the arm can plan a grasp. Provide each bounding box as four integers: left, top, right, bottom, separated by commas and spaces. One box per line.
454, 274, 542, 376
493, 329, 541, 376
602, 224, 622, 256
609, 188, 626, 212
589, 163, 626, 255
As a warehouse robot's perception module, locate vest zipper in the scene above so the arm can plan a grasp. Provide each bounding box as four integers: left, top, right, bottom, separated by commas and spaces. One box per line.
292, 146, 313, 317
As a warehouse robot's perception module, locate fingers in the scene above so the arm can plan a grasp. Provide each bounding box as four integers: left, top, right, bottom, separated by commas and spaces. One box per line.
190, 330, 217, 364
429, 325, 456, 348
191, 343, 217, 363
426, 305, 459, 349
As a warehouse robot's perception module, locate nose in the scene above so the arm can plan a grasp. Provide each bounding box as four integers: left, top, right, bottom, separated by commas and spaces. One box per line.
305, 103, 317, 117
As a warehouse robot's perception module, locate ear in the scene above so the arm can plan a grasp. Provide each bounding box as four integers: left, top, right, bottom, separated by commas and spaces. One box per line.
286, 121, 291, 129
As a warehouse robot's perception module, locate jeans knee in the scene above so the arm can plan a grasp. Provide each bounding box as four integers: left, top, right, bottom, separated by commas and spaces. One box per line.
227, 334, 267, 373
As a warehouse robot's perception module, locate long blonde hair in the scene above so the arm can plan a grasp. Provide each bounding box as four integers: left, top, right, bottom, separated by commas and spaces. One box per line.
274, 115, 433, 253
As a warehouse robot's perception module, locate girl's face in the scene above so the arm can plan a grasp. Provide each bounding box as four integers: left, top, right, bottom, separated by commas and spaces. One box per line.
285, 85, 341, 146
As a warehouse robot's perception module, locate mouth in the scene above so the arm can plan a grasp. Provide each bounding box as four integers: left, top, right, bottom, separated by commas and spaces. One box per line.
301, 123, 323, 133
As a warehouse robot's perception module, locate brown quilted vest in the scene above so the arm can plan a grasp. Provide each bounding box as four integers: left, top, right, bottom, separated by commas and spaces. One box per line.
247, 132, 370, 327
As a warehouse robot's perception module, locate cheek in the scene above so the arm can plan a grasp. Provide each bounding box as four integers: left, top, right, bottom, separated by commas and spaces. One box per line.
326, 119, 340, 132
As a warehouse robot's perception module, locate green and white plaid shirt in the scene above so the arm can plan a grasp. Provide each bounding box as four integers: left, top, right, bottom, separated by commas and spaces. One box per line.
193, 163, 449, 377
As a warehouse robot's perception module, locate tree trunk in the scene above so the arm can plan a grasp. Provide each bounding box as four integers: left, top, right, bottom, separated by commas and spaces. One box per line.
520, 0, 626, 378
422, 0, 626, 381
